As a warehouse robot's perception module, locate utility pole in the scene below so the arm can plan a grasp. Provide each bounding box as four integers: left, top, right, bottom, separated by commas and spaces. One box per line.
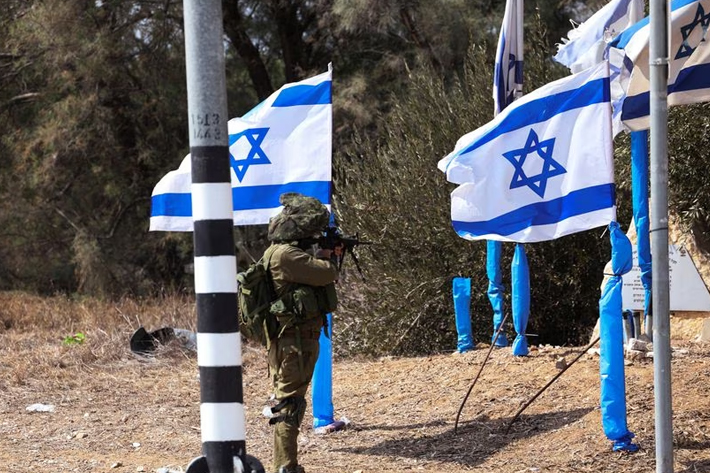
648, 0, 673, 469
182, 1, 264, 472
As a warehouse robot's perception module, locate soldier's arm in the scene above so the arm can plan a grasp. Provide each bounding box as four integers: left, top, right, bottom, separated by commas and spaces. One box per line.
278, 246, 338, 286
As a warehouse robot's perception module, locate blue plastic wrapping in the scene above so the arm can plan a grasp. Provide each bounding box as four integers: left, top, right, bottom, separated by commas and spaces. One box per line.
631, 131, 652, 316
453, 277, 475, 352
599, 222, 638, 451
487, 240, 509, 347
511, 243, 530, 356
312, 313, 334, 428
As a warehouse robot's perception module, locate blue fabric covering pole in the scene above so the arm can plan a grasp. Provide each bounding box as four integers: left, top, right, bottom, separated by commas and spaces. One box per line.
487, 241, 509, 347
312, 313, 334, 428
511, 243, 530, 356
599, 222, 638, 452
453, 277, 475, 352
631, 131, 652, 322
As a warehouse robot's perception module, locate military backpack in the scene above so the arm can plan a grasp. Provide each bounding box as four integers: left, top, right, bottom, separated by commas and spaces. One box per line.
237, 250, 280, 347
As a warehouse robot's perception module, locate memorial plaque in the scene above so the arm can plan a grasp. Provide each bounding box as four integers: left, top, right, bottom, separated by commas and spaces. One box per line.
621, 244, 710, 311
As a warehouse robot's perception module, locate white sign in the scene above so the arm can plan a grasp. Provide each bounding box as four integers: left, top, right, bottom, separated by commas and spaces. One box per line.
621, 244, 710, 311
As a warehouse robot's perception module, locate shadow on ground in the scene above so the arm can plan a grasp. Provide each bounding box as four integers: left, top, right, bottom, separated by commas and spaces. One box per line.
334, 407, 594, 468
677, 459, 710, 473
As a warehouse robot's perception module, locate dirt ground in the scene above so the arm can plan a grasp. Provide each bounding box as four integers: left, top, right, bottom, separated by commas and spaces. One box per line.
0, 295, 709, 473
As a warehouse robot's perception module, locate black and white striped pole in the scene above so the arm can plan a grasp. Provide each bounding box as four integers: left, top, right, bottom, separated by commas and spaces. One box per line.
181, 1, 263, 472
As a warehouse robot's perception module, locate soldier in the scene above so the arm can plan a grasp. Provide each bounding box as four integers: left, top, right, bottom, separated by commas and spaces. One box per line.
263, 193, 342, 473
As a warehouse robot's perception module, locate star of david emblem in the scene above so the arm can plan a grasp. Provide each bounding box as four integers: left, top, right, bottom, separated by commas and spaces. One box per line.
675, 3, 710, 60
229, 127, 271, 182
502, 129, 566, 198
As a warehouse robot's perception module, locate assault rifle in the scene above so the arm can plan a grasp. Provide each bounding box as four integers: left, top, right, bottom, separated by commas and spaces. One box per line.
309, 226, 372, 278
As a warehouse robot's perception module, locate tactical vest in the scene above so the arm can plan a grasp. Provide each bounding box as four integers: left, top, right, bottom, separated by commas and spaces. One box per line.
267, 243, 338, 336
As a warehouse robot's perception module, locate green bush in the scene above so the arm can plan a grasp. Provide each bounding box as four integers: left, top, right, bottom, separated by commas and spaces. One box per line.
333, 22, 635, 356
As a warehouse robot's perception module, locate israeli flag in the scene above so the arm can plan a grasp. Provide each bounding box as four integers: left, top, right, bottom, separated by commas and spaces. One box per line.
554, 0, 644, 74
150, 68, 332, 231
609, 0, 710, 131
493, 0, 524, 113
438, 62, 615, 243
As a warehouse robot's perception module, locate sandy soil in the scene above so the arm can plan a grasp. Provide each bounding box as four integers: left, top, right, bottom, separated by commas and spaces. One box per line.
1, 321, 709, 473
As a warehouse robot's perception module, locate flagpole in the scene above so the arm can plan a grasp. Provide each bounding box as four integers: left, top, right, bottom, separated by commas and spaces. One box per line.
648, 0, 673, 469
182, 1, 264, 472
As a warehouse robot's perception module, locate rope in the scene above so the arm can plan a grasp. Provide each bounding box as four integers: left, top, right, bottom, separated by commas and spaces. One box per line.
454, 311, 510, 435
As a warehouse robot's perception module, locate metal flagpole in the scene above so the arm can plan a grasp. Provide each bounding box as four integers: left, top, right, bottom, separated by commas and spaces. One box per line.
648, 0, 673, 469
182, 1, 264, 472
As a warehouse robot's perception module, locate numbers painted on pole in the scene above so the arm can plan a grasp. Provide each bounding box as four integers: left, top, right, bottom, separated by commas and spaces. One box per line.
191, 113, 222, 141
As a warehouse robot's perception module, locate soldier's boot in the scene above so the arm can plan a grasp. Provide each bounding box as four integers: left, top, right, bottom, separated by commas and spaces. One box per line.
277, 466, 305, 473
272, 396, 307, 473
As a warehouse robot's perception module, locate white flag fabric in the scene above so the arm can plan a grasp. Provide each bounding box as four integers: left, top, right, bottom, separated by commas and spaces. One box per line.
493, 0, 524, 113
609, 0, 710, 131
438, 62, 615, 243
150, 68, 332, 231
554, 0, 643, 74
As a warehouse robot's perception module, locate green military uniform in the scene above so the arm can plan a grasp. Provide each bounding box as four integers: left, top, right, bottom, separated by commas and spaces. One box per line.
263, 192, 339, 473
266, 243, 338, 473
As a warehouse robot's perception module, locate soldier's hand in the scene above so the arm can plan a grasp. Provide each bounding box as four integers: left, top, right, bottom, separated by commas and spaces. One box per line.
316, 248, 333, 259
333, 243, 345, 257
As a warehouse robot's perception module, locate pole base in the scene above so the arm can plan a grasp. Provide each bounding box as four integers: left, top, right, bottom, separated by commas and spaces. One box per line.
186, 454, 265, 473
314, 419, 347, 435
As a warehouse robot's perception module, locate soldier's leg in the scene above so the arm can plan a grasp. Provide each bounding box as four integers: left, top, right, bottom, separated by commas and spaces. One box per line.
268, 336, 320, 472
272, 395, 305, 471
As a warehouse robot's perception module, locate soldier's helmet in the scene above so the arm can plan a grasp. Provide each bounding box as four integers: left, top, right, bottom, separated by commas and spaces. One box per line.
267, 192, 329, 242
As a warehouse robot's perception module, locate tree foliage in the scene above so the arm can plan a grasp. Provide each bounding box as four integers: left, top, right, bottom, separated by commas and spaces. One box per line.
0, 0, 190, 295
332, 17, 626, 355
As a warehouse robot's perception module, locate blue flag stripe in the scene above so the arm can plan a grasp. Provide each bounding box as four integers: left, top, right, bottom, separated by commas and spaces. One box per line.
621, 63, 710, 120
152, 193, 191, 217
151, 180, 331, 217
610, 0, 697, 49
272, 81, 332, 107
232, 181, 330, 209
452, 183, 616, 237
458, 77, 611, 157
608, 15, 647, 49
494, 35, 509, 110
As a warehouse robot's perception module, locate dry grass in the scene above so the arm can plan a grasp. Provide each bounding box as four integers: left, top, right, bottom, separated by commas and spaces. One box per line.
0, 291, 196, 387
1, 292, 710, 473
